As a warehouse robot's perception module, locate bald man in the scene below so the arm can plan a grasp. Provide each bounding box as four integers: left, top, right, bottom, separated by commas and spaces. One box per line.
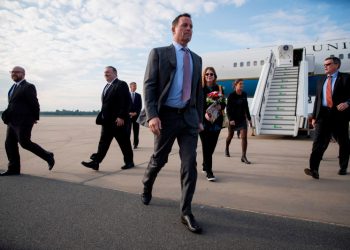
1, 66, 55, 176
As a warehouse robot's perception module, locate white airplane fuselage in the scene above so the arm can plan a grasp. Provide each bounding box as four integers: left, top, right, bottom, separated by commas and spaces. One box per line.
203, 38, 350, 100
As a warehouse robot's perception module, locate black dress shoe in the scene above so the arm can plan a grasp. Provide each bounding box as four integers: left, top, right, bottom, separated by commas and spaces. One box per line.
338, 169, 347, 175
241, 156, 251, 164
121, 163, 135, 170
0, 170, 20, 176
141, 192, 152, 205
47, 153, 55, 170
304, 168, 319, 179
133, 144, 138, 149
81, 161, 99, 170
181, 214, 202, 234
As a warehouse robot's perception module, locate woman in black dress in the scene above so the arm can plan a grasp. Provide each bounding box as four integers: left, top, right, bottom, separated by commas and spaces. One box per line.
199, 67, 226, 181
225, 79, 252, 164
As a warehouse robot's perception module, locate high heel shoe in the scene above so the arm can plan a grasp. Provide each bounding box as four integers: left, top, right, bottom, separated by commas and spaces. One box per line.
241, 156, 251, 164
225, 147, 230, 157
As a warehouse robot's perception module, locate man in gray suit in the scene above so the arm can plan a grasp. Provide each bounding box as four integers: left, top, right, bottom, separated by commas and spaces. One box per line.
138, 13, 203, 233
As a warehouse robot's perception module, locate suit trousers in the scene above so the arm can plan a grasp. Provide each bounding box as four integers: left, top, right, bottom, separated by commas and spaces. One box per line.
199, 129, 221, 173
95, 123, 133, 165
129, 117, 140, 146
142, 110, 199, 216
5, 123, 51, 172
310, 108, 350, 171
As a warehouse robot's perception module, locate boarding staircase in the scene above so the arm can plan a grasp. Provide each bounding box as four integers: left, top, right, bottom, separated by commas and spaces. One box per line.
250, 45, 309, 137
260, 67, 299, 135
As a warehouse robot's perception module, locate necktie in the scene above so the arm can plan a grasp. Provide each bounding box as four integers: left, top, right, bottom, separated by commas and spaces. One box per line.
326, 75, 333, 108
132, 92, 135, 102
9, 83, 17, 98
182, 48, 191, 102
103, 83, 111, 96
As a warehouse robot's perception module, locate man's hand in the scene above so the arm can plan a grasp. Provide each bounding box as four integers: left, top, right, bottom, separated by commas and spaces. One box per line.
115, 118, 124, 127
149, 117, 162, 136
311, 118, 316, 128
129, 112, 137, 117
229, 120, 235, 126
337, 102, 349, 111
198, 122, 204, 132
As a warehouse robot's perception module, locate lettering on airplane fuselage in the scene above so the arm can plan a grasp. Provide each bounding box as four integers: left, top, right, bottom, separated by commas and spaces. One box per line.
312, 42, 348, 52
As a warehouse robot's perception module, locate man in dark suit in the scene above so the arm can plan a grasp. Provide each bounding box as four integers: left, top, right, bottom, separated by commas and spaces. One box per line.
128, 82, 142, 149
138, 13, 204, 233
81, 66, 134, 171
1, 66, 55, 176
305, 56, 350, 179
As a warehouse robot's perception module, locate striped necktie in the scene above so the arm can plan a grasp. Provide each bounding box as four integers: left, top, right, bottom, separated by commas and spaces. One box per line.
182, 48, 191, 102
326, 75, 333, 108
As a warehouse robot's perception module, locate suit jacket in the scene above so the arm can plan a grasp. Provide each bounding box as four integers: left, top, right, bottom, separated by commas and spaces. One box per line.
138, 44, 203, 128
312, 72, 350, 121
96, 78, 131, 125
2, 80, 40, 126
130, 92, 142, 119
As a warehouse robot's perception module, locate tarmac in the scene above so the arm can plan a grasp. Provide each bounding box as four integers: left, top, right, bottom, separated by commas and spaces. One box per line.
1, 117, 350, 249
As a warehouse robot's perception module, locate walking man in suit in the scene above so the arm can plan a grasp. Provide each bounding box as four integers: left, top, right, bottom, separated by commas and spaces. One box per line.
129, 82, 142, 149
305, 56, 350, 179
81, 66, 134, 171
138, 13, 204, 233
1, 66, 55, 176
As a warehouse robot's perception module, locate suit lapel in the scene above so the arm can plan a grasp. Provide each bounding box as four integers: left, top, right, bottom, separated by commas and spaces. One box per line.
9, 80, 25, 102
332, 72, 342, 96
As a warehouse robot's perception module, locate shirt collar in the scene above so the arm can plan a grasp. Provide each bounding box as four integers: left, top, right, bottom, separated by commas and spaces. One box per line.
15, 79, 25, 85
172, 41, 189, 52
107, 77, 117, 85
328, 71, 338, 78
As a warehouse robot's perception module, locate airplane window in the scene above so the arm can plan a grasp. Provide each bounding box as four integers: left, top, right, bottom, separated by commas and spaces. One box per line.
247, 61, 250, 67
260, 60, 264, 65
348, 53, 350, 59
339, 54, 344, 59
254, 61, 257, 66
330, 54, 334, 57
233, 62, 237, 67
240, 62, 244, 67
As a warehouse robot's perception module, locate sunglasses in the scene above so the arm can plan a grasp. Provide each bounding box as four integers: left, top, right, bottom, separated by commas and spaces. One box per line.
205, 73, 214, 76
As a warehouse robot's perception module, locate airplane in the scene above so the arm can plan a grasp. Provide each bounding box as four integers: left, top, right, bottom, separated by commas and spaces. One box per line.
202, 38, 350, 136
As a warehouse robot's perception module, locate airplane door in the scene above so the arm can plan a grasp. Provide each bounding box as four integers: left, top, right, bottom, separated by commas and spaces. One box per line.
277, 45, 293, 66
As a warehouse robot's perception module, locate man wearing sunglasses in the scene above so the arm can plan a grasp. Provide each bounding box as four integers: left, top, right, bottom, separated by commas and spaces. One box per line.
1, 66, 55, 176
305, 56, 350, 179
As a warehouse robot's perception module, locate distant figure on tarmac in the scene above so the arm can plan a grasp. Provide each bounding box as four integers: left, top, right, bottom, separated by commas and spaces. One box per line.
305, 56, 350, 179
1, 66, 55, 176
138, 13, 204, 233
225, 79, 252, 164
128, 82, 142, 149
81, 66, 134, 171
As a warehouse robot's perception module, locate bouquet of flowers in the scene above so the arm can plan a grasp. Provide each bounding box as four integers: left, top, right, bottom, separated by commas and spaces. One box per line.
205, 91, 225, 123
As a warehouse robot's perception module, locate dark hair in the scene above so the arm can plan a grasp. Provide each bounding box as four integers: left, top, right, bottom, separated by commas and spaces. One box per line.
202, 66, 217, 87
106, 66, 117, 73
325, 56, 341, 68
172, 13, 191, 28
234, 79, 243, 86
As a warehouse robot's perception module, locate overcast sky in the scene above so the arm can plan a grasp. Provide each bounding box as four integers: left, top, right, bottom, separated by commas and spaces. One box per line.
1, 0, 349, 111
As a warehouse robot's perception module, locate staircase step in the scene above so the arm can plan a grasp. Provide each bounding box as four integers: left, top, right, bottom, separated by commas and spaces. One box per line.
270, 89, 297, 93
266, 106, 295, 111
264, 110, 295, 115
270, 85, 297, 89
269, 92, 296, 96
264, 115, 295, 120
260, 129, 295, 136
261, 124, 295, 130
262, 120, 295, 125
267, 99, 296, 103
266, 102, 295, 107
